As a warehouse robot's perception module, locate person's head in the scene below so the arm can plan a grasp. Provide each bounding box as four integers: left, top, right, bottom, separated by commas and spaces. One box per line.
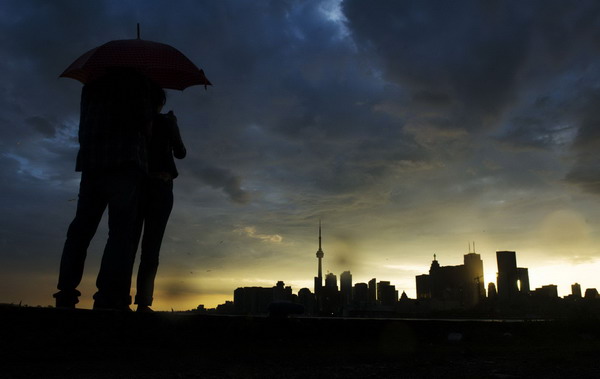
151, 84, 166, 113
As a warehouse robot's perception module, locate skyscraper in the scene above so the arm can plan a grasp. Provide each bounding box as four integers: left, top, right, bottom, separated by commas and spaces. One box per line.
464, 252, 485, 307
488, 282, 497, 300
353, 283, 369, 306
368, 278, 377, 305
377, 281, 397, 306
496, 251, 519, 300
496, 251, 531, 301
340, 271, 353, 305
325, 272, 338, 289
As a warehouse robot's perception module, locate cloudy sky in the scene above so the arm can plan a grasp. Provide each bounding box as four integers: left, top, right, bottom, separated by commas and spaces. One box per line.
2, 0, 600, 310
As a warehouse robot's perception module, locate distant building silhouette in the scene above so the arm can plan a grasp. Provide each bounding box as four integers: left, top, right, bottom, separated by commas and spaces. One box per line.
532, 284, 558, 298
400, 291, 409, 301
415, 251, 485, 309
321, 273, 341, 315
496, 251, 530, 301
325, 272, 338, 289
464, 252, 485, 306
496, 251, 518, 299
353, 282, 369, 307
487, 282, 497, 300
368, 278, 377, 305
377, 281, 397, 306
584, 288, 599, 299
273, 280, 293, 301
340, 271, 352, 306
216, 301, 235, 314
297, 287, 315, 315
572, 283, 582, 298
234, 281, 293, 315
234, 287, 272, 315
416, 274, 430, 299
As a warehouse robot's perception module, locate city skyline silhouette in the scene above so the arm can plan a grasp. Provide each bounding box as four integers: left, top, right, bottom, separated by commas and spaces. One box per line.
228, 223, 599, 317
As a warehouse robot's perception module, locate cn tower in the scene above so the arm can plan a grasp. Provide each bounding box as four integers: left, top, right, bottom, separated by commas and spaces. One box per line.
314, 220, 324, 293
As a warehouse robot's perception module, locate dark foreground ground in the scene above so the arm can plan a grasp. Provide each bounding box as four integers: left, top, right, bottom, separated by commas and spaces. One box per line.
2, 304, 600, 378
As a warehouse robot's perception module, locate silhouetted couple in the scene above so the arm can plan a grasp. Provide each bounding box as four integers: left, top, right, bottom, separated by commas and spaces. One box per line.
53, 68, 186, 311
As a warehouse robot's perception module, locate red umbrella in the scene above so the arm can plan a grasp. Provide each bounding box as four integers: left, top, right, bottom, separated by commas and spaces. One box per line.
60, 36, 211, 90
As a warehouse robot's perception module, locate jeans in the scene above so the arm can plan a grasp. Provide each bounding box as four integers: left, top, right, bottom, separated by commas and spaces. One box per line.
55, 168, 143, 308
134, 177, 173, 306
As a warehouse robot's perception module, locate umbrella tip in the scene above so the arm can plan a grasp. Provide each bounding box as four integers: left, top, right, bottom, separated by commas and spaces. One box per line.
137, 23, 140, 39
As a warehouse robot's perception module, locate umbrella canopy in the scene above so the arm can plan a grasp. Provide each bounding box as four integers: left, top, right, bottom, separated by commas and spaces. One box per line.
60, 38, 211, 90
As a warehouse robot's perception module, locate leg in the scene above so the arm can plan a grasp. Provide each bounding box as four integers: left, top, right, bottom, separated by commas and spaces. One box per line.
94, 169, 144, 309
55, 172, 107, 306
135, 179, 173, 306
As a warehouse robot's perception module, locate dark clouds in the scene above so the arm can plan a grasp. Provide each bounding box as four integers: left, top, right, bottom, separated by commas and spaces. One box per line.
565, 89, 600, 193
25, 116, 58, 138
343, 0, 534, 131
192, 164, 250, 204
343, 0, 600, 194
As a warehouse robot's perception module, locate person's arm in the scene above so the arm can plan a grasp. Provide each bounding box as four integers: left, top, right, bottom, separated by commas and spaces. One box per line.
166, 111, 186, 159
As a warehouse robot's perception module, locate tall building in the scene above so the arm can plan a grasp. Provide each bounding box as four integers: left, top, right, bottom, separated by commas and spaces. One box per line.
368, 278, 377, 305
377, 281, 398, 306
488, 282, 497, 300
322, 272, 340, 315
572, 283, 582, 298
314, 220, 324, 294
325, 272, 338, 289
496, 251, 518, 299
496, 251, 529, 300
464, 252, 485, 307
297, 288, 315, 315
340, 271, 353, 305
353, 283, 369, 306
416, 274, 431, 299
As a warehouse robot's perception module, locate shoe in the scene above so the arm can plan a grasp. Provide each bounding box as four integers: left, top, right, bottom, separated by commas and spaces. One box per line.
53, 290, 80, 309
136, 305, 154, 313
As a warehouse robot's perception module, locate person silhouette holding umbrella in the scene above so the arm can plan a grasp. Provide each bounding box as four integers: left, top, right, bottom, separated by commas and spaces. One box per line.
55, 29, 210, 310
